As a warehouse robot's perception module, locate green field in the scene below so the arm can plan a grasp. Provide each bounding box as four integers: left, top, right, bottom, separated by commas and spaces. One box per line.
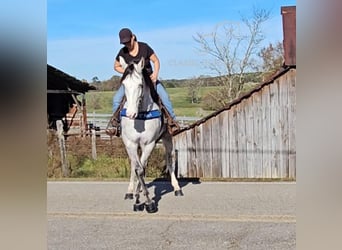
86, 86, 219, 117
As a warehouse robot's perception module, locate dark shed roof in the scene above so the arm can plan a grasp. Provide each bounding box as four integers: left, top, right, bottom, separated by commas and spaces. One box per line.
47, 64, 96, 93
47, 64, 96, 130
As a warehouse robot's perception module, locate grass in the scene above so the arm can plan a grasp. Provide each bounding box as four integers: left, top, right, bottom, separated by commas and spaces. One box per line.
47, 130, 168, 179
86, 86, 219, 117
69, 154, 130, 178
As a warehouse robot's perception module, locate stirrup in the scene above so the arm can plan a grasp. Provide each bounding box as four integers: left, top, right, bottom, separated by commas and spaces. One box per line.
105, 126, 121, 137
106, 118, 121, 137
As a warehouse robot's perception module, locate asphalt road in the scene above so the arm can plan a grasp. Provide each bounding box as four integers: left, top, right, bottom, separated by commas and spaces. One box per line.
47, 180, 296, 250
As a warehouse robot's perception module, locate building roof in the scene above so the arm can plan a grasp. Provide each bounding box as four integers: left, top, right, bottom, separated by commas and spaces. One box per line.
175, 65, 296, 135
47, 64, 96, 93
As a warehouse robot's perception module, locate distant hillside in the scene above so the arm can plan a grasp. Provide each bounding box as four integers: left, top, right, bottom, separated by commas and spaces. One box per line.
90, 72, 261, 91
163, 72, 261, 88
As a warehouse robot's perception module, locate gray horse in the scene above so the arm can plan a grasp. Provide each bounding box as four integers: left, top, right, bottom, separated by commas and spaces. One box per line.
118, 56, 183, 213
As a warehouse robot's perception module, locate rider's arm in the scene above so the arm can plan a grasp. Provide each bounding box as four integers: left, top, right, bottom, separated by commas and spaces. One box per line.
114, 60, 125, 74
149, 53, 160, 83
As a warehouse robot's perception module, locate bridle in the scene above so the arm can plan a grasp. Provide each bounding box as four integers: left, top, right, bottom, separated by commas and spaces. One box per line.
121, 63, 145, 115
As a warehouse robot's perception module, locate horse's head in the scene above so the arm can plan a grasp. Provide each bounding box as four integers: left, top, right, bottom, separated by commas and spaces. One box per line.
119, 56, 145, 119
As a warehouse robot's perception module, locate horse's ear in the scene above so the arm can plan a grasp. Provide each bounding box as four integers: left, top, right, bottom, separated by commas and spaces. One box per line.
119, 56, 128, 70
137, 57, 144, 71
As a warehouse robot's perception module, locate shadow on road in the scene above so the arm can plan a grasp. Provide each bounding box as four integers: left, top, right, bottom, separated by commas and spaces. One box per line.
146, 177, 201, 210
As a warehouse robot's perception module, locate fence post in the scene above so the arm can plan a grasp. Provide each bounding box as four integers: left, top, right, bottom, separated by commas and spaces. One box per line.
91, 128, 97, 160
56, 120, 70, 177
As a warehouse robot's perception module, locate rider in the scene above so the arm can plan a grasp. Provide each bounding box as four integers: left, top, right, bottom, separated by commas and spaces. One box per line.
107, 28, 180, 136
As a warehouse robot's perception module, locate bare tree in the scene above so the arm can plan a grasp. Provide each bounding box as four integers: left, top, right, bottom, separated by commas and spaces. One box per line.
194, 7, 270, 108
258, 41, 284, 81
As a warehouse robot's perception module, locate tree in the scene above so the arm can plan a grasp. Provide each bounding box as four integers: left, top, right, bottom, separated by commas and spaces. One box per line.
194, 7, 270, 109
186, 77, 203, 104
258, 41, 284, 81
92, 76, 103, 90
92, 76, 100, 84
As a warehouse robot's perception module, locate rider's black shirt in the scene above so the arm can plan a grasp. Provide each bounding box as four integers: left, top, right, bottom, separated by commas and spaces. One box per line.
116, 42, 154, 76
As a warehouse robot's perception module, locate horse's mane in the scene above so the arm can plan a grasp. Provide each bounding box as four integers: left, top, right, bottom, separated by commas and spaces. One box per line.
120, 62, 159, 104
120, 64, 135, 83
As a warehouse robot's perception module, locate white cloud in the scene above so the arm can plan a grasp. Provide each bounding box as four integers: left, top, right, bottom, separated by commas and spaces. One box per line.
47, 17, 285, 81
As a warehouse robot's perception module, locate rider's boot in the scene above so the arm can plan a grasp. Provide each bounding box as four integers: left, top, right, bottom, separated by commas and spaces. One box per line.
167, 117, 181, 136
159, 103, 181, 136
105, 108, 121, 137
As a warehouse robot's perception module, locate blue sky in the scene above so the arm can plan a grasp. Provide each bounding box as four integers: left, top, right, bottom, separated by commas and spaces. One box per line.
47, 0, 296, 81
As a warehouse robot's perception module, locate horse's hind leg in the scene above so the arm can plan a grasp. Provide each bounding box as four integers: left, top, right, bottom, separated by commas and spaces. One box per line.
162, 133, 183, 196
134, 165, 157, 213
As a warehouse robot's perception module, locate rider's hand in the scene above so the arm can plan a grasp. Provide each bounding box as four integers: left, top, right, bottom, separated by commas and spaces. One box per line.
150, 72, 158, 84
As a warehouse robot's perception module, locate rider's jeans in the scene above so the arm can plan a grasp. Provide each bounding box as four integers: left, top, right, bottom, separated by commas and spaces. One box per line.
112, 82, 176, 119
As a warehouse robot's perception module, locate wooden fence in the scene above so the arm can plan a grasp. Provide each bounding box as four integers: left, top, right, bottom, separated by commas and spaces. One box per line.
172, 68, 296, 179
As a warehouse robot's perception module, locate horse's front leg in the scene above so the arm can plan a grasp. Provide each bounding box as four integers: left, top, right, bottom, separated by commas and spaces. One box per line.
123, 142, 139, 200
124, 167, 135, 200
137, 142, 158, 213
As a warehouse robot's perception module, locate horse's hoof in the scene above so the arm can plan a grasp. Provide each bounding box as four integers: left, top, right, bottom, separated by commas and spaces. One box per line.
145, 201, 157, 213
174, 190, 184, 196
133, 203, 145, 212
124, 193, 134, 200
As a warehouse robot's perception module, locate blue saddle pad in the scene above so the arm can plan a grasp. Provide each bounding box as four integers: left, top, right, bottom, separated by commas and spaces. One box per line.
120, 109, 162, 120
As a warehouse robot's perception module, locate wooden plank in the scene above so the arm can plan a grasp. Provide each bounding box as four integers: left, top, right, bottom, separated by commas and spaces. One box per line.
180, 134, 188, 177
185, 131, 192, 176
202, 122, 212, 177
278, 74, 290, 178
220, 111, 230, 177
237, 100, 247, 177
196, 124, 204, 177
288, 69, 296, 178
229, 107, 239, 177
261, 85, 271, 178
270, 81, 280, 178
252, 93, 263, 177
186, 130, 196, 177
190, 128, 197, 177
173, 133, 187, 177
245, 97, 254, 177
211, 115, 221, 177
